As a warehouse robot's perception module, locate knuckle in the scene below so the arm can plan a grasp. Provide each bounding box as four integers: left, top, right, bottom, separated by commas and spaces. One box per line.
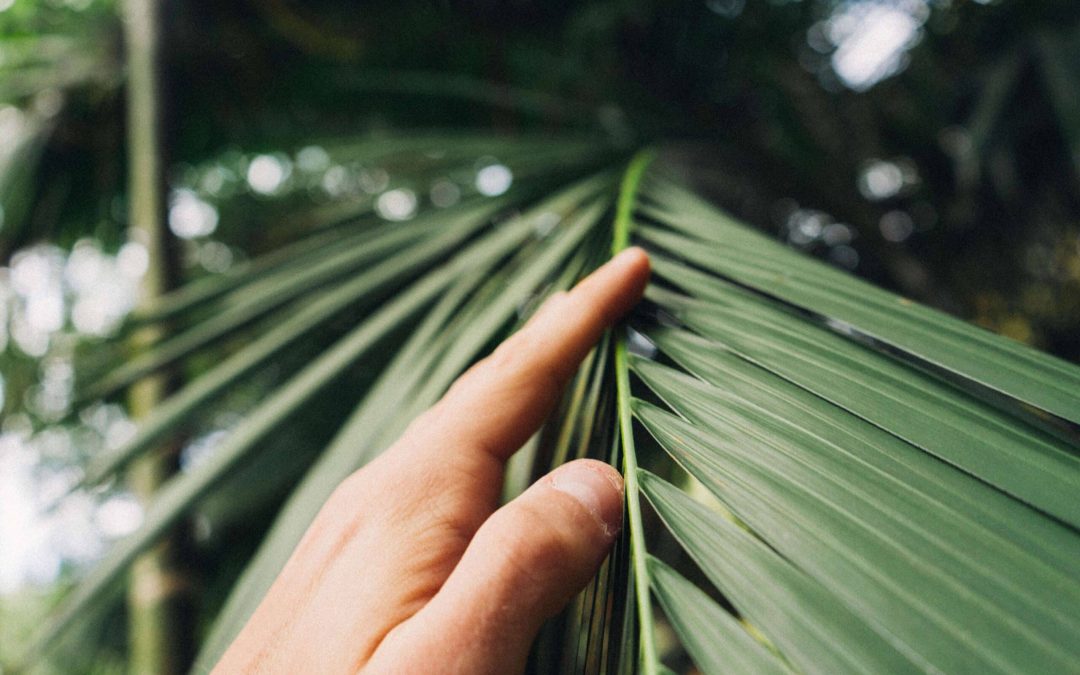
402, 403, 445, 438
458, 342, 539, 401
332, 467, 371, 507
534, 291, 570, 321
424, 496, 480, 552
485, 334, 533, 374
443, 341, 525, 400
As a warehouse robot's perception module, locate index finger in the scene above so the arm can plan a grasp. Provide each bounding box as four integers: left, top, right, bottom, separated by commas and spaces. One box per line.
395, 246, 649, 483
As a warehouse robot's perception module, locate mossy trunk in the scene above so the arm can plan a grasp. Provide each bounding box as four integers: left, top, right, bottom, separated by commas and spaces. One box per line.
122, 0, 195, 672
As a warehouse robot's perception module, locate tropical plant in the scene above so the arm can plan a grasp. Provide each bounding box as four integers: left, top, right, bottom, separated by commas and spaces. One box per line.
5, 1, 1080, 673
15, 139, 1080, 674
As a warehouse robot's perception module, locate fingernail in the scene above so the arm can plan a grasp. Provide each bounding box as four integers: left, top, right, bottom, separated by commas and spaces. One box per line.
611, 247, 647, 269
550, 462, 624, 537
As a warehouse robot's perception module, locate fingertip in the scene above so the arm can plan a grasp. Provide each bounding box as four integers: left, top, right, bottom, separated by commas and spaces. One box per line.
615, 245, 650, 273
610, 246, 651, 290
546, 459, 624, 539
618, 246, 650, 290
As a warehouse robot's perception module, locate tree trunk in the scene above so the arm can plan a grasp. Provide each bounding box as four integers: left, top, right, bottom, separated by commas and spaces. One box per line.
122, 0, 195, 672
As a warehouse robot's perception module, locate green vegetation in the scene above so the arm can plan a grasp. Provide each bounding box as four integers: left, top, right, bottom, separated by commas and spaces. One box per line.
2, 1, 1079, 673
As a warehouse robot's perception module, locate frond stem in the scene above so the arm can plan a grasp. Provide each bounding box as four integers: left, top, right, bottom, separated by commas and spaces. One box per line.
615, 338, 658, 674
613, 148, 658, 673
611, 149, 655, 255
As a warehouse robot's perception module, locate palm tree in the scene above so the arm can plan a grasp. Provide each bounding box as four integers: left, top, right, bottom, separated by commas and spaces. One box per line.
5, 1, 1080, 673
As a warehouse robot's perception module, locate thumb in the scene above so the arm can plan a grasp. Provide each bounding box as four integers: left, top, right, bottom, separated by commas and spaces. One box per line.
366, 459, 624, 674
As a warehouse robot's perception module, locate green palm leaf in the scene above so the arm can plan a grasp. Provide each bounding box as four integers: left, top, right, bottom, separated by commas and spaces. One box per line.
647, 556, 790, 675
26, 145, 1080, 675
638, 179, 1080, 423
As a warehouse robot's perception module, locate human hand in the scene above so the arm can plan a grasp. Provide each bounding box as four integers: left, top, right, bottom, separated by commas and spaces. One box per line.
214, 247, 651, 674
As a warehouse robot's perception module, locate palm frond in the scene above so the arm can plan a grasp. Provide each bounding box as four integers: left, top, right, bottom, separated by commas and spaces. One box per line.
624, 171, 1080, 673
25, 142, 1080, 675
638, 178, 1080, 424
647, 556, 789, 675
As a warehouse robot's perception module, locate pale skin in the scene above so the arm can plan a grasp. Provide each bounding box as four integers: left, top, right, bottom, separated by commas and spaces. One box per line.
215, 247, 651, 674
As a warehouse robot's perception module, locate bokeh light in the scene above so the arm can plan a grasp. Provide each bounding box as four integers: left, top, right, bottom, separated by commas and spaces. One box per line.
246, 154, 292, 195
376, 188, 418, 220
475, 163, 513, 197
169, 189, 220, 239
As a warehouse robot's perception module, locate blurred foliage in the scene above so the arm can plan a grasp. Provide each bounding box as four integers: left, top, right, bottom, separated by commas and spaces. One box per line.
2, 0, 1078, 356
2, 0, 1080, 671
